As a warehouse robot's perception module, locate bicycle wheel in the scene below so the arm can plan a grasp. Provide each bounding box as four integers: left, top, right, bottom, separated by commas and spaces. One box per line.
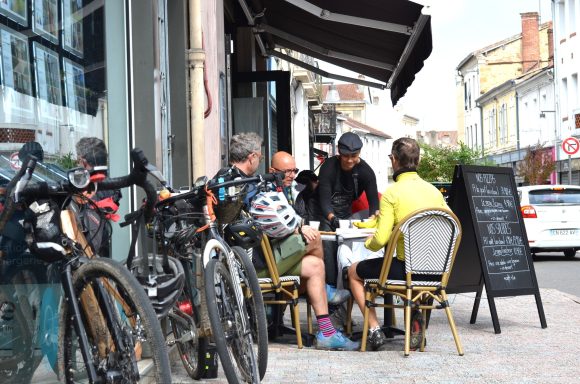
58, 257, 171, 383
205, 258, 259, 384
0, 267, 44, 383
0, 285, 36, 384
169, 290, 207, 379
231, 246, 268, 380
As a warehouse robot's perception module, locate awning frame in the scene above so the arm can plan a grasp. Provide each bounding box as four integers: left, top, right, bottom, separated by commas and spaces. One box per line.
237, 0, 432, 103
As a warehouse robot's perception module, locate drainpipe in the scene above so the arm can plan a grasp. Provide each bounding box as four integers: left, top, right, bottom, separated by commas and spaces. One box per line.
188, 0, 205, 180
515, 91, 520, 152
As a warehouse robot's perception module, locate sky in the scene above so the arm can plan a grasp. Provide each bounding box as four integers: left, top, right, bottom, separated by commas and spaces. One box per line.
319, 0, 553, 132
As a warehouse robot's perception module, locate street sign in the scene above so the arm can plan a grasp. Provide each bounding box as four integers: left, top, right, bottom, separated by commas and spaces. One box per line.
9, 152, 21, 170
562, 137, 580, 155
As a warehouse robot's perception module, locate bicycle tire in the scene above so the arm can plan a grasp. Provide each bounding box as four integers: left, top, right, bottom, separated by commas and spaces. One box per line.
0, 267, 44, 383
57, 257, 172, 383
170, 291, 207, 379
231, 246, 268, 380
0, 285, 36, 383
205, 258, 259, 384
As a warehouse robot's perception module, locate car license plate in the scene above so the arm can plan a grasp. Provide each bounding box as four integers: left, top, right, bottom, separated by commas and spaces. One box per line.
551, 229, 579, 236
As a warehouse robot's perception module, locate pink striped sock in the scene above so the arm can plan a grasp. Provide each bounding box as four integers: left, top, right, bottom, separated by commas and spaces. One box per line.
316, 315, 336, 338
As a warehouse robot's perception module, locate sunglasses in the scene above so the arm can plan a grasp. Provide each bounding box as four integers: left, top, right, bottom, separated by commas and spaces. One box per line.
273, 167, 299, 175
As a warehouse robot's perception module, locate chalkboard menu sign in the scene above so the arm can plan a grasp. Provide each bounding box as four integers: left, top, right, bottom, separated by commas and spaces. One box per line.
448, 165, 546, 334
465, 171, 534, 291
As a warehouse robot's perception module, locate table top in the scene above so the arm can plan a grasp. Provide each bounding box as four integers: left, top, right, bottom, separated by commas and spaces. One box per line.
320, 228, 374, 242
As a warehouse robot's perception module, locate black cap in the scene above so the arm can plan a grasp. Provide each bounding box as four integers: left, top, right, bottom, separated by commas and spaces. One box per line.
19, 141, 44, 162
337, 132, 363, 155
295, 170, 318, 185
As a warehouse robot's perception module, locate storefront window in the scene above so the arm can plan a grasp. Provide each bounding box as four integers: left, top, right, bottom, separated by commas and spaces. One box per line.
0, 0, 106, 175
0, 2, 113, 382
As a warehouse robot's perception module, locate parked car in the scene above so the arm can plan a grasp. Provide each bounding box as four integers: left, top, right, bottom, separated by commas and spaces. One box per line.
517, 185, 580, 258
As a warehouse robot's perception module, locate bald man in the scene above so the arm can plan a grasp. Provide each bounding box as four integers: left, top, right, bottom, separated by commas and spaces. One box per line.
257, 151, 357, 350
269, 151, 299, 204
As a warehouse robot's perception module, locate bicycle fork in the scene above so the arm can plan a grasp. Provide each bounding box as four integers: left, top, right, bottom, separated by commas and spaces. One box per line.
61, 262, 100, 382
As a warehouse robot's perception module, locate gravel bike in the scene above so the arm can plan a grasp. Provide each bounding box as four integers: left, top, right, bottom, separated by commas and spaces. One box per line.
0, 151, 172, 383
150, 173, 276, 383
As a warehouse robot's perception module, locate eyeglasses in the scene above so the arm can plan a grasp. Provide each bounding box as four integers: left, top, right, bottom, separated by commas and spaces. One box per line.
251, 152, 264, 161
273, 167, 299, 175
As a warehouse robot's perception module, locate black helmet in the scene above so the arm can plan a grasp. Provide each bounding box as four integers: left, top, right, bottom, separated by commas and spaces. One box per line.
224, 217, 263, 249
130, 254, 185, 319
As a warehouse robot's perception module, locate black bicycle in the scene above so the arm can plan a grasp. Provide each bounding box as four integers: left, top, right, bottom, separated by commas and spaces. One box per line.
0, 150, 172, 383
149, 173, 277, 383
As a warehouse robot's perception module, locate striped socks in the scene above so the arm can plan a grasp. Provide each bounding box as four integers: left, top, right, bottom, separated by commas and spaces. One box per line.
316, 314, 337, 338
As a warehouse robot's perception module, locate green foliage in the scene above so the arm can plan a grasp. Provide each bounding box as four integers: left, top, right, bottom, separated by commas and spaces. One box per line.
53, 152, 77, 170
517, 144, 555, 185
417, 142, 491, 182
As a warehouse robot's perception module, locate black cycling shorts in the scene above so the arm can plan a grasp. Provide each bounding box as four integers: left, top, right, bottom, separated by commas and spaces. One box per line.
355, 257, 442, 282
356, 257, 405, 280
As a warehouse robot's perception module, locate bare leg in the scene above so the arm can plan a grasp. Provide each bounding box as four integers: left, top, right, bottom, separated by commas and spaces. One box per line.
348, 262, 380, 329
300, 254, 328, 316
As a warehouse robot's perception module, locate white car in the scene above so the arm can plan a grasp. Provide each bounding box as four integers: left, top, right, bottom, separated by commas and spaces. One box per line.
517, 185, 580, 258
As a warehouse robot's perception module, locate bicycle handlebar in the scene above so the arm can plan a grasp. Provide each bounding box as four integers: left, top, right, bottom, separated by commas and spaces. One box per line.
98, 148, 157, 221
0, 148, 160, 233
155, 171, 282, 208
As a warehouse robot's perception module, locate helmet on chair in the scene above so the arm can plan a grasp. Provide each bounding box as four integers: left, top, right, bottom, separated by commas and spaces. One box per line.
224, 217, 263, 249
129, 254, 185, 319
249, 191, 299, 238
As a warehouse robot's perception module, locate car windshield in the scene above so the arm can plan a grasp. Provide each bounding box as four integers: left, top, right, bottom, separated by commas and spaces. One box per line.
528, 189, 580, 204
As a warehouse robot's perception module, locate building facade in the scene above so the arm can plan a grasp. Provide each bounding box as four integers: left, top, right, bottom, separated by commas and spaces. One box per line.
457, 13, 553, 156
553, 0, 580, 183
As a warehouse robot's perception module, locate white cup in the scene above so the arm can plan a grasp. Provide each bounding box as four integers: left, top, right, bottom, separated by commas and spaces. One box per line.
339, 219, 351, 229
309, 220, 320, 230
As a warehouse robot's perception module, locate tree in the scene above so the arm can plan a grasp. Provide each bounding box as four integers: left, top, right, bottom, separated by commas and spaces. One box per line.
517, 144, 555, 185
417, 142, 489, 182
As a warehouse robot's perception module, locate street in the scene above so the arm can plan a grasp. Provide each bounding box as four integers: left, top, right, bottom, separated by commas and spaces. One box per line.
533, 251, 580, 297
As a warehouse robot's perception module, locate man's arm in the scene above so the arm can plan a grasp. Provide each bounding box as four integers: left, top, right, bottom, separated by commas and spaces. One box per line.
360, 162, 380, 216
365, 192, 395, 252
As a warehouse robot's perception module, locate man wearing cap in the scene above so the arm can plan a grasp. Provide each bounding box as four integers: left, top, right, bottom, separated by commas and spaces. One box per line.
316, 132, 379, 287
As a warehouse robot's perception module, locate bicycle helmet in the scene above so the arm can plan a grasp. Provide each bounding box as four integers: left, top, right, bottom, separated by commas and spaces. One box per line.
224, 217, 263, 249
249, 191, 299, 238
129, 254, 185, 319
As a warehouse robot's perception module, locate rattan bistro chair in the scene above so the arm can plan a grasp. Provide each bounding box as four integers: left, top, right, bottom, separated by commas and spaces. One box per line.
258, 236, 312, 348
358, 207, 464, 356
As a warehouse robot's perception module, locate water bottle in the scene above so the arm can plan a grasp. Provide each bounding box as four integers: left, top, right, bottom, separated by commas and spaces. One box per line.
218, 177, 225, 201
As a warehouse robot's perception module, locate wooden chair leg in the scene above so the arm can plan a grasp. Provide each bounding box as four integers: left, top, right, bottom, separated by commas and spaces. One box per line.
441, 291, 464, 356
404, 289, 412, 356
291, 298, 303, 349
361, 304, 370, 352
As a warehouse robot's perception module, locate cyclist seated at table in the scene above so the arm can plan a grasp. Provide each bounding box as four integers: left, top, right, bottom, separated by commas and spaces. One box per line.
347, 137, 448, 351
216, 133, 358, 351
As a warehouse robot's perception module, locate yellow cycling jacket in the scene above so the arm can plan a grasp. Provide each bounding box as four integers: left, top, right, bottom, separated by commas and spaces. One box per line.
355, 172, 447, 261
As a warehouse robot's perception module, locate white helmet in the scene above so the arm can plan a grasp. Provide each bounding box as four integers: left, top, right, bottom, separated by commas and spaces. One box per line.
250, 191, 300, 238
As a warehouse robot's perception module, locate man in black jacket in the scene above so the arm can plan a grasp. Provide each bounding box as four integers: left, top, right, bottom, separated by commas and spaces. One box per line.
317, 132, 379, 286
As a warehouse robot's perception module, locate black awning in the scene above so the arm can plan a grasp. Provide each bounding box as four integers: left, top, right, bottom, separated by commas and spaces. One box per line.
240, 0, 432, 105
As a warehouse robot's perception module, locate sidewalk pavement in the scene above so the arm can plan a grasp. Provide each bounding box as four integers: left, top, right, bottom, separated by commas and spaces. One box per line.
171, 288, 580, 383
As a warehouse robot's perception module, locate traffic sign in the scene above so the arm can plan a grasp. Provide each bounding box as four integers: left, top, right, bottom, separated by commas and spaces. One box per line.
9, 152, 21, 170
562, 137, 580, 156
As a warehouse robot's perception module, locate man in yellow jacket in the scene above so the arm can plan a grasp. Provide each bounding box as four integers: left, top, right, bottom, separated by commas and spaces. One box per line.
347, 137, 447, 351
